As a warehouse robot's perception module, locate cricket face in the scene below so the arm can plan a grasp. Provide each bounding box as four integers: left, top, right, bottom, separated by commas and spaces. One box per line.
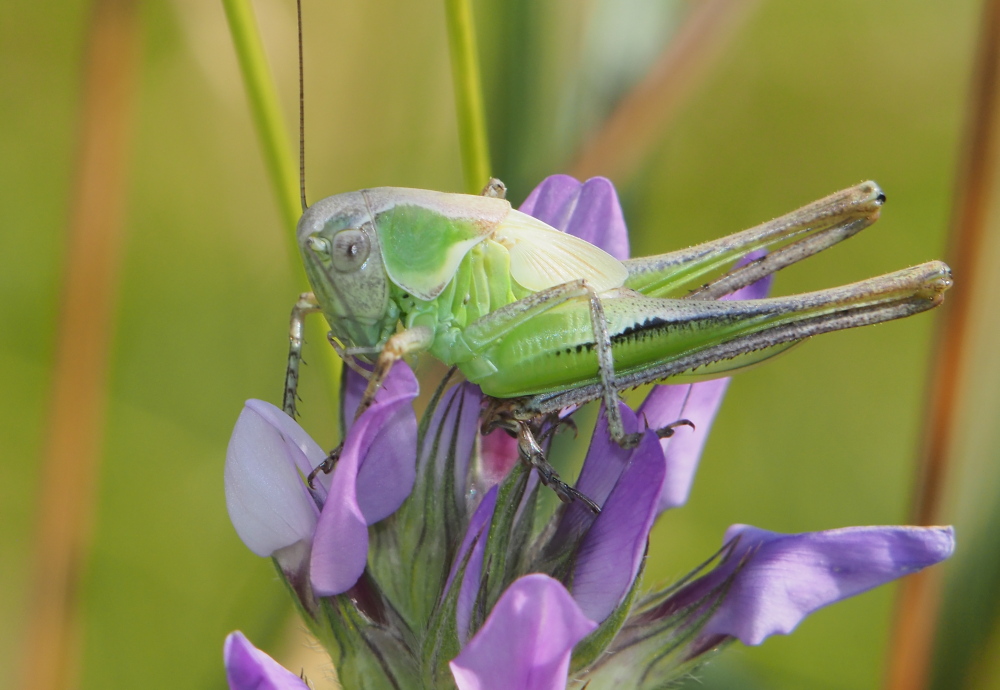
297, 192, 391, 351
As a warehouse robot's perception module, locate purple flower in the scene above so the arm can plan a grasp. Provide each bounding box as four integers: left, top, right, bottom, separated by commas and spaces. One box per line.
224, 363, 418, 601
224, 399, 324, 587
309, 363, 419, 595
223, 175, 955, 689
449, 575, 597, 690
589, 525, 956, 683
571, 424, 664, 622
224, 632, 309, 690
697, 524, 955, 646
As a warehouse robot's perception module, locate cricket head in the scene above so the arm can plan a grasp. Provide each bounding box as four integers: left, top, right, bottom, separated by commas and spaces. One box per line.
297, 192, 392, 351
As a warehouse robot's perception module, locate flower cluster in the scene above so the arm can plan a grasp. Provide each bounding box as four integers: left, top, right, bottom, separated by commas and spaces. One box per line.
223, 176, 954, 689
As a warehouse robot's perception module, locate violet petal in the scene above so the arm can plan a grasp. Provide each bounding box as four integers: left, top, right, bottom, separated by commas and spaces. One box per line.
519, 175, 629, 260
244, 399, 328, 477
518, 175, 582, 229
575, 403, 641, 503
418, 382, 482, 505
353, 365, 420, 523
224, 631, 309, 690
447, 486, 499, 644
639, 380, 730, 513
697, 524, 956, 646
310, 364, 419, 596
340, 366, 370, 430
549, 402, 640, 547
224, 402, 319, 557
308, 440, 368, 596
450, 574, 597, 690
571, 431, 665, 623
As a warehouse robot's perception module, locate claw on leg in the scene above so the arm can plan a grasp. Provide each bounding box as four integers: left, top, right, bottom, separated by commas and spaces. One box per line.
307, 443, 343, 489
329, 335, 373, 380
538, 414, 578, 443
516, 421, 601, 515
619, 416, 696, 448
655, 418, 695, 439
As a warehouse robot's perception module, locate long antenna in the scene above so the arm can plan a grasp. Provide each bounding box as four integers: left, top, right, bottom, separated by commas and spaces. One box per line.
297, 0, 307, 211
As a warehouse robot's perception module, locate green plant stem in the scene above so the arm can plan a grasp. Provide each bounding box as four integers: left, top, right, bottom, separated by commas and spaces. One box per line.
221, 0, 340, 419
443, 0, 492, 193
222, 0, 301, 244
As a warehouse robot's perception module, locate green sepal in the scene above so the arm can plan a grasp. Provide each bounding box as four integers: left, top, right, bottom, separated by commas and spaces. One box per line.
420, 533, 481, 690
473, 462, 529, 635
367, 372, 467, 633
570, 550, 647, 674
312, 578, 422, 690
504, 475, 541, 583
528, 499, 595, 585
576, 566, 739, 688
272, 555, 321, 637
627, 537, 737, 618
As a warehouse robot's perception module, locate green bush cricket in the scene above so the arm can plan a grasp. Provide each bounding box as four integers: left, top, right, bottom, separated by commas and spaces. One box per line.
274, 3, 950, 510
285, 179, 951, 509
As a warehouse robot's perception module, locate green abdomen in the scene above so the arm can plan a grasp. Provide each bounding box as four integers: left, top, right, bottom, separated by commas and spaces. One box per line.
464, 297, 774, 398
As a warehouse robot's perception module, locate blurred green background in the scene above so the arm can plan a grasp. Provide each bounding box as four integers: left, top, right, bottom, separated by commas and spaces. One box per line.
3, 0, 998, 688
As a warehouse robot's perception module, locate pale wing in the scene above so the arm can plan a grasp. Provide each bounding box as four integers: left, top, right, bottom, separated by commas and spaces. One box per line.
494, 209, 627, 293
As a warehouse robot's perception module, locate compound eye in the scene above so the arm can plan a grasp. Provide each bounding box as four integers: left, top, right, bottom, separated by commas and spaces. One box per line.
330, 228, 371, 272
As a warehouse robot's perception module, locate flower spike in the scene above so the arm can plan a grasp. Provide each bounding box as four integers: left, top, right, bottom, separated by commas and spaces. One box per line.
223, 175, 955, 690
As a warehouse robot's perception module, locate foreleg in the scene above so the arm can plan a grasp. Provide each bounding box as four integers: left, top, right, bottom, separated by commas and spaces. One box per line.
353, 326, 434, 421
306, 326, 433, 487
284, 293, 321, 417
